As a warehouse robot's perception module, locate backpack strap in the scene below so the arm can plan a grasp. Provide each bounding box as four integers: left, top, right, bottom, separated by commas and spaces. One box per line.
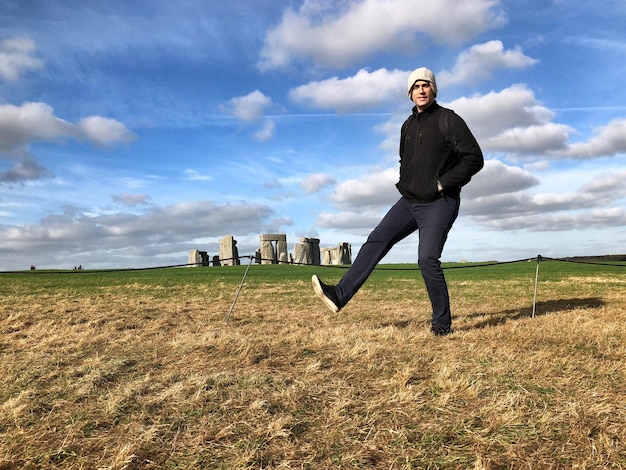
438, 107, 450, 141
439, 107, 461, 160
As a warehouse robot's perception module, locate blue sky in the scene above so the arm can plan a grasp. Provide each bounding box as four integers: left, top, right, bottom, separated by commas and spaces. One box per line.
1, 0, 625, 270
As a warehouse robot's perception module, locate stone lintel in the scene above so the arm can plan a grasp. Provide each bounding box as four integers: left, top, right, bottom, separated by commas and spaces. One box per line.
299, 237, 320, 244
260, 233, 287, 241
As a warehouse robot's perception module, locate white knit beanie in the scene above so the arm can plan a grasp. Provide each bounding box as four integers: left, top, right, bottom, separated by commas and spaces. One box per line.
407, 67, 437, 98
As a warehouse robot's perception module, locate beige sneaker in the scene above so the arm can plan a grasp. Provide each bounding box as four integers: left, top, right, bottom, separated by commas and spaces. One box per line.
311, 275, 341, 313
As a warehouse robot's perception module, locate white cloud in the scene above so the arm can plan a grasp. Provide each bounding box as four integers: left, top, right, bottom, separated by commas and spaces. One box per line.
438, 40, 537, 85
78, 116, 136, 146
289, 68, 406, 112
221, 91, 276, 141
552, 118, 626, 159
329, 167, 399, 209
0, 37, 44, 81
0, 102, 134, 183
579, 170, 626, 199
222, 90, 272, 121
484, 123, 572, 154
437, 85, 577, 157
254, 119, 276, 142
444, 85, 556, 140
316, 209, 384, 232
0, 102, 73, 151
462, 160, 539, 199
524, 161, 550, 172
0, 102, 135, 151
258, 0, 505, 70
301, 173, 336, 194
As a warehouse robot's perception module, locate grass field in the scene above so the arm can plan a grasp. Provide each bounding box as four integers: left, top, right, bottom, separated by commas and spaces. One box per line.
1, 260, 625, 469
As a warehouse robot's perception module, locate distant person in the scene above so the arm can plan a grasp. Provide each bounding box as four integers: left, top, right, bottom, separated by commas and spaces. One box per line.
312, 67, 483, 336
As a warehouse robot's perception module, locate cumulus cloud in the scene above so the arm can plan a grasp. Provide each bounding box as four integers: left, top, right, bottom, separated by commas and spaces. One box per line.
316, 209, 385, 232
484, 123, 572, 154
0, 102, 133, 151
0, 102, 135, 183
551, 118, 626, 159
222, 90, 276, 141
0, 37, 44, 81
258, 0, 505, 70
289, 68, 406, 112
444, 85, 557, 141
77, 116, 136, 146
462, 160, 539, 199
579, 170, 626, 199
438, 40, 537, 85
222, 90, 272, 121
0, 102, 74, 152
301, 173, 336, 194
329, 167, 399, 209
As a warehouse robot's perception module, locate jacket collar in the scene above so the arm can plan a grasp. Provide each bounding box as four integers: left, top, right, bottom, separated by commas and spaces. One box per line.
412, 100, 439, 118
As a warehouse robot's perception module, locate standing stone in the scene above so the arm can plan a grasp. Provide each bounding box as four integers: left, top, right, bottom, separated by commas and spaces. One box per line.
321, 243, 352, 265
321, 247, 334, 265
277, 240, 289, 264
337, 242, 352, 264
188, 250, 209, 267
219, 235, 240, 266
188, 249, 203, 267
293, 237, 320, 265
212, 255, 221, 267
293, 243, 308, 265
310, 238, 321, 266
260, 240, 275, 264
232, 240, 240, 265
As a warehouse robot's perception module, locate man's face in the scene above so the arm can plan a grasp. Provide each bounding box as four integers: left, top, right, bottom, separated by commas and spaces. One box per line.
410, 80, 435, 111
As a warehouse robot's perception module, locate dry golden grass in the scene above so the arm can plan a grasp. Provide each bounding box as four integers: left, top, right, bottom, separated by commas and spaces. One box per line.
1, 263, 625, 469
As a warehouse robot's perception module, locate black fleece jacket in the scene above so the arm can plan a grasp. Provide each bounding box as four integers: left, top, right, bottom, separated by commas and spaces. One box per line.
397, 101, 483, 203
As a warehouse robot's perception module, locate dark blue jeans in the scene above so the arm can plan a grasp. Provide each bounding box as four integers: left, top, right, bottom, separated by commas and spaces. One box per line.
335, 196, 460, 329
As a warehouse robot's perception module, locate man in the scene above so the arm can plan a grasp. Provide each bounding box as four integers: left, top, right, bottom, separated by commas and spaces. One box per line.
312, 67, 483, 336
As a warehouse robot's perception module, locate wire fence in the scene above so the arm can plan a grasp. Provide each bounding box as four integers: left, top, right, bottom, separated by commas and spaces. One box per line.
1, 254, 626, 275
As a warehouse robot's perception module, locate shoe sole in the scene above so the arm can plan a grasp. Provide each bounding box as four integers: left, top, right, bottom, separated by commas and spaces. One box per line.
311, 275, 340, 313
